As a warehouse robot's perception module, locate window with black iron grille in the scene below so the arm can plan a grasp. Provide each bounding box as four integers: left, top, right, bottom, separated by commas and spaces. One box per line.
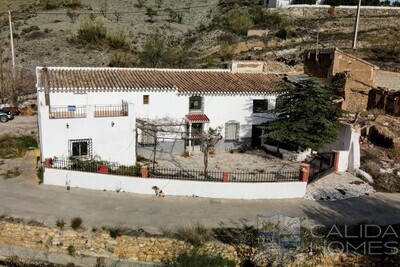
225, 121, 240, 142
253, 99, 269, 113
189, 96, 202, 111
69, 139, 92, 157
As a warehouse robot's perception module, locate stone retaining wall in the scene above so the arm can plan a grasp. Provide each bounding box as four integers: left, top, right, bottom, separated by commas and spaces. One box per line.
0, 221, 237, 264
283, 6, 400, 18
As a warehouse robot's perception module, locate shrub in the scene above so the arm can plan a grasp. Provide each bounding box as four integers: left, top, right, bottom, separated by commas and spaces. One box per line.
56, 218, 66, 229
275, 28, 288, 40
107, 32, 129, 50
166, 8, 184, 23
361, 148, 380, 164
262, 10, 294, 30
70, 217, 83, 230
66, 245, 75, 255
21, 25, 40, 35
169, 249, 235, 267
213, 220, 259, 265
70, 158, 104, 172
40, 0, 60, 10
109, 227, 121, 239
219, 44, 234, 61
175, 224, 213, 247
233, 140, 248, 153
145, 7, 157, 23
15, 135, 38, 148
12, 33, 20, 39
226, 9, 253, 35
362, 160, 380, 178
36, 167, 44, 184
374, 173, 400, 193
76, 19, 107, 46
67, 10, 80, 23
250, 6, 265, 25
109, 52, 137, 67
64, 0, 82, 8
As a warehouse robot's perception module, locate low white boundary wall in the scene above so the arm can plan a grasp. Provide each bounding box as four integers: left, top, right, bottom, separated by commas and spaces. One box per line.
44, 169, 307, 200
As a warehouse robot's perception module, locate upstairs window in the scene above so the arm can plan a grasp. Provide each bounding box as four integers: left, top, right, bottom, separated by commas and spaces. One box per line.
225, 121, 240, 142
253, 99, 269, 113
69, 139, 92, 157
143, 95, 149, 105
189, 96, 202, 110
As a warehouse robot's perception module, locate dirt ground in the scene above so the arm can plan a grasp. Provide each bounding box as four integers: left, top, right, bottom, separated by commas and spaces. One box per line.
141, 149, 299, 173
0, 150, 38, 185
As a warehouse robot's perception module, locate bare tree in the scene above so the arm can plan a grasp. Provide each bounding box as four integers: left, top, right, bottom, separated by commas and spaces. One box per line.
136, 117, 186, 171
0, 65, 35, 105
100, 0, 108, 18
199, 127, 222, 179
113, 11, 123, 22
134, 0, 147, 8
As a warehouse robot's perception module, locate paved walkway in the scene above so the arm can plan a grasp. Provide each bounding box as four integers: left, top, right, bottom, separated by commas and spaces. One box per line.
1, 170, 400, 233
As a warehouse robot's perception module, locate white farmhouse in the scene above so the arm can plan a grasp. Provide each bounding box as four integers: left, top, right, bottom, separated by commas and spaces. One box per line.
36, 67, 136, 165
36, 62, 290, 163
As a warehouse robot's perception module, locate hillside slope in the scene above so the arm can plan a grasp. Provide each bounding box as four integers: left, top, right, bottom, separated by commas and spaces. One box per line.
0, 0, 398, 79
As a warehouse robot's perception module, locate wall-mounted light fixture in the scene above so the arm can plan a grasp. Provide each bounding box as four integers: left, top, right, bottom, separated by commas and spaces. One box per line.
111, 121, 115, 127
66, 123, 69, 129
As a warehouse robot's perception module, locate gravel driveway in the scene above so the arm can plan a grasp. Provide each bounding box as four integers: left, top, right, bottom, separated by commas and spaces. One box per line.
0, 116, 38, 136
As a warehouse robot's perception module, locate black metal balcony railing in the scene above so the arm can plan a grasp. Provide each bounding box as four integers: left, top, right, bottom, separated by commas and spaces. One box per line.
49, 106, 86, 119
48, 101, 129, 119
94, 101, 128, 118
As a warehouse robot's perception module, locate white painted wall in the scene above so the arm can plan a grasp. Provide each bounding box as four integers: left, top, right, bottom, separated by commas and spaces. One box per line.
319, 124, 361, 172
268, 0, 291, 8
44, 169, 307, 200
38, 90, 278, 140
38, 102, 136, 165
129, 91, 278, 139
37, 89, 278, 160
336, 151, 350, 173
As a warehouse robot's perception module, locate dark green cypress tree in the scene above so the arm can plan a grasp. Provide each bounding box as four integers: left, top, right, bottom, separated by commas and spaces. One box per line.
261, 79, 342, 151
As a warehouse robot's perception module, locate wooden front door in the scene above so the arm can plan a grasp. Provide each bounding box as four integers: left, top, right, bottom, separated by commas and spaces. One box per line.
251, 125, 262, 147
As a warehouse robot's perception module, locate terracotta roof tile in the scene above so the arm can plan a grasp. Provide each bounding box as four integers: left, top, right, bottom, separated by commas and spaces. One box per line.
37, 67, 289, 94
185, 114, 210, 123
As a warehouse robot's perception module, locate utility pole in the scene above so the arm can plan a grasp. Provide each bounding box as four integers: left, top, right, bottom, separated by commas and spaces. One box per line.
0, 46, 3, 101
8, 10, 15, 78
352, 0, 362, 49
315, 23, 320, 61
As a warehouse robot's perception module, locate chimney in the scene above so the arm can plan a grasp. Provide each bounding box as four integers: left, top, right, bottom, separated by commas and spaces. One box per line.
229, 60, 264, 73
43, 67, 50, 106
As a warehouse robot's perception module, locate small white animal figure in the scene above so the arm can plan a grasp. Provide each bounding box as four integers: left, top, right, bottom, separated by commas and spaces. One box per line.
152, 186, 165, 197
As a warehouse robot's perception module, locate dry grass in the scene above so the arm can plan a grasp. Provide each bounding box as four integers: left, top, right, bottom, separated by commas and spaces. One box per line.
0, 134, 38, 159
